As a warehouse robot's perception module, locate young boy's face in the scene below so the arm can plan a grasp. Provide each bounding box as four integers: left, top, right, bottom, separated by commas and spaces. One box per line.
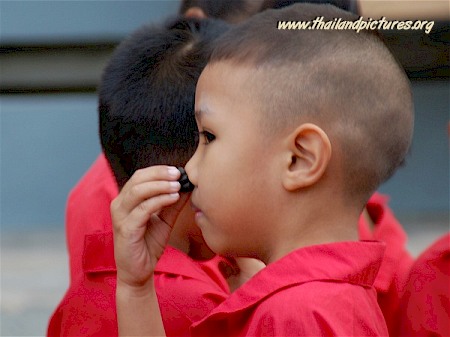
186, 62, 281, 258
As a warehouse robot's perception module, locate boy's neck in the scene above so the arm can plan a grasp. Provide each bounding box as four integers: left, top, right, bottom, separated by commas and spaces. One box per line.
264, 195, 360, 265
187, 235, 215, 260
362, 206, 376, 231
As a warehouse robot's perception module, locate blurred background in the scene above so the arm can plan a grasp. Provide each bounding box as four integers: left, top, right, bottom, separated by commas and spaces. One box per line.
0, 0, 448, 335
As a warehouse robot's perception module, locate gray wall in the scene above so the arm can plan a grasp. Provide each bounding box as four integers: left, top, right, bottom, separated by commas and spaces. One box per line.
1, 94, 101, 229
1, 1, 180, 44
1, 0, 449, 231
378, 80, 449, 217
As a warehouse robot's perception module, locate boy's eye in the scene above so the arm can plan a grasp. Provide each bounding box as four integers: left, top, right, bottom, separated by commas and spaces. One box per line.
200, 130, 215, 145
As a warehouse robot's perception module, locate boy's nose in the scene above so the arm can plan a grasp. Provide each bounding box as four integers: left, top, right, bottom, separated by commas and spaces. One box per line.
185, 150, 199, 188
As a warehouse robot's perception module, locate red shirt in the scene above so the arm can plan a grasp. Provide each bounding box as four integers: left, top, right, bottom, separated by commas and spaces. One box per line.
65, 153, 118, 282
359, 193, 414, 336
155, 247, 230, 337
397, 233, 450, 337
191, 241, 389, 337
47, 154, 230, 337
47, 154, 118, 336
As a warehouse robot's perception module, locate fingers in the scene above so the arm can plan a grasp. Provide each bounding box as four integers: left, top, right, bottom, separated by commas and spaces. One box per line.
129, 194, 180, 232
121, 180, 181, 214
121, 166, 180, 208
111, 166, 182, 234
126, 165, 180, 186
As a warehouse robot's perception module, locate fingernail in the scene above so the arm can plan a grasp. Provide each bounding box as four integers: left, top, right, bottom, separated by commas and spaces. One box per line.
170, 181, 181, 190
169, 193, 179, 199
168, 166, 179, 177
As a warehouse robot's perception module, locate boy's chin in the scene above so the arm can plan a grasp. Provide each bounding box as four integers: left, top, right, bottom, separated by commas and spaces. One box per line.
187, 229, 216, 261
201, 235, 228, 257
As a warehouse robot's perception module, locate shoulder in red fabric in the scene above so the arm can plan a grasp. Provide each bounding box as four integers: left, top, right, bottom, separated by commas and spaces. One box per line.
398, 233, 450, 337
359, 192, 414, 336
48, 154, 118, 337
191, 241, 389, 337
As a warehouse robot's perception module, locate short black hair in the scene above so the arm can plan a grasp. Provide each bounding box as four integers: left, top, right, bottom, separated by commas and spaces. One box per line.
99, 16, 229, 188
207, 3, 413, 203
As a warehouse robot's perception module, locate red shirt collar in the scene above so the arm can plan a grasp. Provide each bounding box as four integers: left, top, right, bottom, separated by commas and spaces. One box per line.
155, 246, 230, 294
194, 241, 385, 320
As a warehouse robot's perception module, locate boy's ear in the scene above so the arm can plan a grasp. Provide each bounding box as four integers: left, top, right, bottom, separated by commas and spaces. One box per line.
282, 123, 332, 191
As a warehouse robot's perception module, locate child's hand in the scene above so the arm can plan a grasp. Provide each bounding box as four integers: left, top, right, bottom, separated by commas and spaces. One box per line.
111, 165, 189, 290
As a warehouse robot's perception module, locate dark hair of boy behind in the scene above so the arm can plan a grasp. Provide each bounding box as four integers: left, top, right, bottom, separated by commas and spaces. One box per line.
99, 16, 229, 188
208, 3, 414, 204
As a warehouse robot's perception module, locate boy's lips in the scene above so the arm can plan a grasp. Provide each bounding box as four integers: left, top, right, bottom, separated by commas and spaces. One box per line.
190, 200, 204, 219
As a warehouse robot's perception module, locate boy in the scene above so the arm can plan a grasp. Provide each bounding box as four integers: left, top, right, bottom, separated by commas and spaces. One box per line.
52, 1, 413, 336
397, 232, 450, 336
113, 3, 414, 335
182, 1, 415, 333
48, 16, 237, 336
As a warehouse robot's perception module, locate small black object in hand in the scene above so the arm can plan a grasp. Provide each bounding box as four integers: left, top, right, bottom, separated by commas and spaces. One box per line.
178, 167, 194, 192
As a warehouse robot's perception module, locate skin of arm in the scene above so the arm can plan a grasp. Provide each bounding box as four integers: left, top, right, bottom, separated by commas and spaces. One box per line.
112, 165, 189, 336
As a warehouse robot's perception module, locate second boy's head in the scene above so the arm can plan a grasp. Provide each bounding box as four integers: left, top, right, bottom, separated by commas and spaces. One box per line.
99, 17, 230, 258
186, 4, 414, 262
99, 16, 229, 189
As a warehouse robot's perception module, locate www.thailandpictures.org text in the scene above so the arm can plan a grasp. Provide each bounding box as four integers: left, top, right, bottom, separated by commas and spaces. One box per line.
277, 16, 435, 34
